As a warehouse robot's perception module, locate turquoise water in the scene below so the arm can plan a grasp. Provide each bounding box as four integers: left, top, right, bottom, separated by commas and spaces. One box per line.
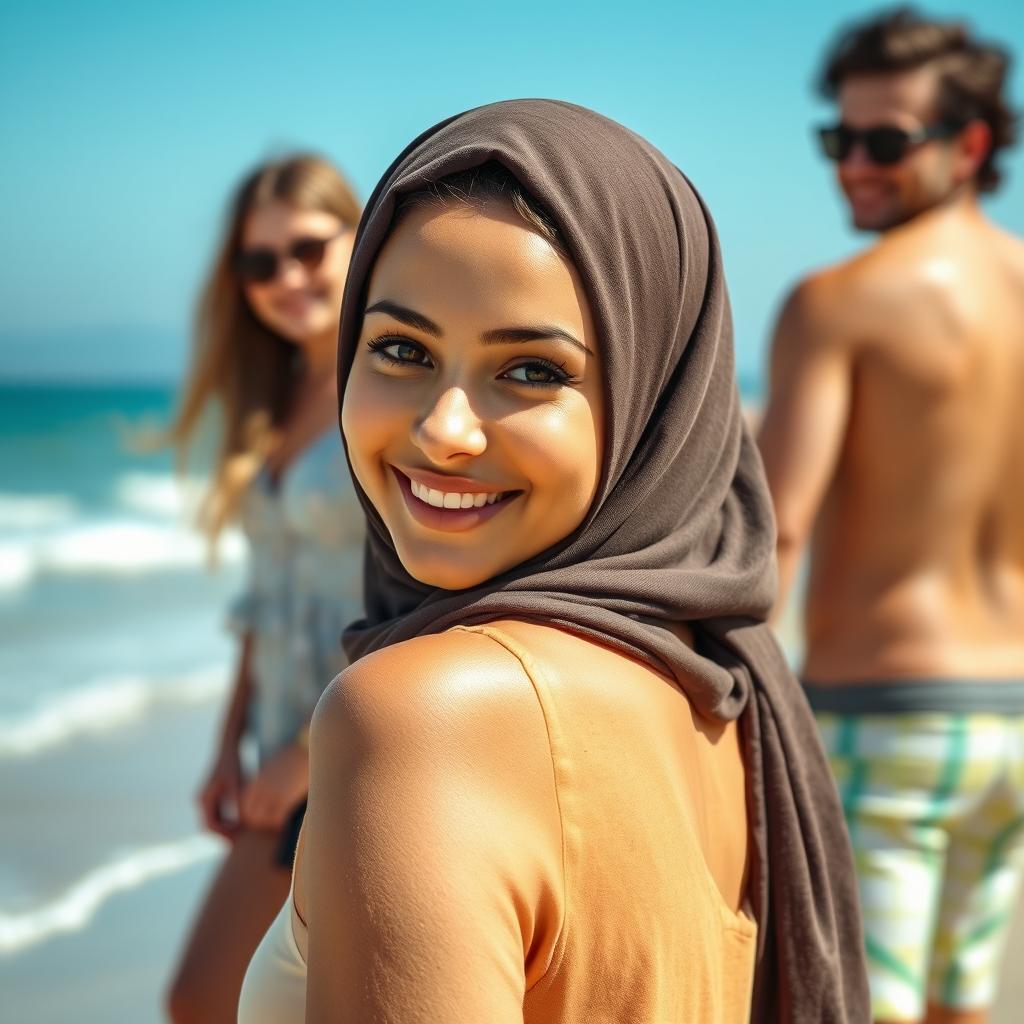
0, 381, 247, 979
0, 382, 242, 726
0, 383, 177, 505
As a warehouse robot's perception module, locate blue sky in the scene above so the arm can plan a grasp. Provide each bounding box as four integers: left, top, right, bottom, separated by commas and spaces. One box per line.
1, 0, 1021, 384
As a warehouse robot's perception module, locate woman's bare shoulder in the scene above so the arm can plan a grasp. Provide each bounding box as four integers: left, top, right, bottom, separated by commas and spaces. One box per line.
301, 628, 565, 1021
310, 628, 544, 762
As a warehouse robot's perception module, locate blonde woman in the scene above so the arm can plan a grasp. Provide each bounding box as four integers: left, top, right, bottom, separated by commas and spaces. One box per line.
165, 155, 363, 1023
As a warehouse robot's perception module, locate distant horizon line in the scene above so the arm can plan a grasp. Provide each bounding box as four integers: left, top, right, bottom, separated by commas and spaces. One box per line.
0, 372, 767, 397
0, 375, 180, 390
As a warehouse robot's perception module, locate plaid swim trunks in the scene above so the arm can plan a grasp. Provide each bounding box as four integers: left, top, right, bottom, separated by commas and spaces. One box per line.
814, 706, 1024, 1020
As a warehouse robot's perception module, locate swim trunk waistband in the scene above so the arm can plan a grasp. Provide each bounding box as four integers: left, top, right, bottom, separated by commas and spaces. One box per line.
802, 678, 1024, 715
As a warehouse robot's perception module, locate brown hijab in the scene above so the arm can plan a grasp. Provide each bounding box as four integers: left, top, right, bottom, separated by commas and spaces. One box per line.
336, 99, 869, 1023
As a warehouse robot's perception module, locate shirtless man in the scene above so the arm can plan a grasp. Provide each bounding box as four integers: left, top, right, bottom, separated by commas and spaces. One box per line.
756, 9, 1023, 1024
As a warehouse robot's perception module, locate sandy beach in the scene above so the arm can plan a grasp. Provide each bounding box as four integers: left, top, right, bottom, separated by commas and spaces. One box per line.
0, 698, 221, 1022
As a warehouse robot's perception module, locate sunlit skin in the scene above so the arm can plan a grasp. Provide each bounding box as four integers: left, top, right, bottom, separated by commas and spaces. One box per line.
758, 62, 1024, 684
836, 67, 989, 231
759, 65, 1024, 1024
342, 202, 603, 591
241, 200, 354, 370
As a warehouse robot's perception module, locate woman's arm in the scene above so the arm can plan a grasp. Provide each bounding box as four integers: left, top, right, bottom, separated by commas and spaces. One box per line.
196, 635, 253, 839
303, 629, 564, 1024
219, 633, 254, 749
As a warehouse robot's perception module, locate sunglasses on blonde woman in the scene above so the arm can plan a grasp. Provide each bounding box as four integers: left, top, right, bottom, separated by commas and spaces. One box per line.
234, 231, 343, 285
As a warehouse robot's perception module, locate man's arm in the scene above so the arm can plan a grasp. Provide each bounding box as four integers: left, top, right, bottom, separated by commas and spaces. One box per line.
757, 277, 855, 613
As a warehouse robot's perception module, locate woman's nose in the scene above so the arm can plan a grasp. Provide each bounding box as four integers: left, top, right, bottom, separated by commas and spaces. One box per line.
412, 386, 487, 462
277, 257, 309, 288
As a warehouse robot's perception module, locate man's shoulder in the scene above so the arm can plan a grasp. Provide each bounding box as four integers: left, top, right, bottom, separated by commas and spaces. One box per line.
802, 242, 896, 303
779, 244, 911, 351
775, 262, 866, 352
988, 221, 1024, 276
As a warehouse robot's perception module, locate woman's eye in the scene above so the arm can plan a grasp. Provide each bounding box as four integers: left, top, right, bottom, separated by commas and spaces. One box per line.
504, 361, 570, 386
367, 336, 432, 367
392, 341, 426, 363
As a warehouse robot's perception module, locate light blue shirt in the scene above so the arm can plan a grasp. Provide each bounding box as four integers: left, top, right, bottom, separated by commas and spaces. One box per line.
229, 428, 363, 760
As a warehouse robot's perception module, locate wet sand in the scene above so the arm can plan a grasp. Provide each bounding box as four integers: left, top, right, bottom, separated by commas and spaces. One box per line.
0, 698, 223, 1022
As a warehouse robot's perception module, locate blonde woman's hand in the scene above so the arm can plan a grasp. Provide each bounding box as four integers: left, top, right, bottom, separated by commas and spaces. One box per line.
239, 742, 309, 832
197, 744, 243, 840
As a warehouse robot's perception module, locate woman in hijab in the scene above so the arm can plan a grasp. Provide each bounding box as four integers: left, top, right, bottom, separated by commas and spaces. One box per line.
239, 100, 869, 1023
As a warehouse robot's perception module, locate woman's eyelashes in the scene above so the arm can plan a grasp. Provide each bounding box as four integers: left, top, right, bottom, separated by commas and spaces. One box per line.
364, 333, 580, 389
366, 334, 433, 368
502, 358, 575, 387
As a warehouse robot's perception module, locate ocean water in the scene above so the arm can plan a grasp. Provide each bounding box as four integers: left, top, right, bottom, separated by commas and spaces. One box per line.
0, 384, 244, 729
0, 383, 245, 964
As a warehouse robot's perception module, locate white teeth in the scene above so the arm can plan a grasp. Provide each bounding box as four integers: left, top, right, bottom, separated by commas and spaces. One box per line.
408, 477, 505, 511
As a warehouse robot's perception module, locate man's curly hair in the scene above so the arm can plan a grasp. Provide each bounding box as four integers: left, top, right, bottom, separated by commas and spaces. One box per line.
820, 6, 1018, 193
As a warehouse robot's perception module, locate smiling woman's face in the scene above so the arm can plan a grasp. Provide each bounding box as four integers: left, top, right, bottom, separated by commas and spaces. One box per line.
342, 199, 604, 591
240, 200, 353, 345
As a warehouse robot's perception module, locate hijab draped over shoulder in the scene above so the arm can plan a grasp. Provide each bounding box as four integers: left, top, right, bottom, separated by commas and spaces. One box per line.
335, 99, 869, 1023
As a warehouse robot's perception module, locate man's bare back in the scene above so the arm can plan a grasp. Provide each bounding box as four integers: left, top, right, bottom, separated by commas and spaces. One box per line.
758, 198, 1024, 682
764, 13, 1024, 1020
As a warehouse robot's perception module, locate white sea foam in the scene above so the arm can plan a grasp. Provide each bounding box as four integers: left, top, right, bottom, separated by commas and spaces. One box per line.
0, 519, 244, 593
0, 471, 243, 594
0, 835, 221, 956
44, 518, 244, 573
0, 494, 78, 530
0, 543, 34, 592
113, 471, 204, 520
0, 666, 228, 758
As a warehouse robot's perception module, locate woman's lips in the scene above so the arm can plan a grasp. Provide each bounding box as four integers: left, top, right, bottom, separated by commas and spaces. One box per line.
275, 298, 318, 317
390, 468, 520, 533
272, 287, 328, 317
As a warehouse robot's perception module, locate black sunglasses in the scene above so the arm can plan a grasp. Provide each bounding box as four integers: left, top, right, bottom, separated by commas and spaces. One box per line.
234, 232, 343, 285
816, 122, 961, 166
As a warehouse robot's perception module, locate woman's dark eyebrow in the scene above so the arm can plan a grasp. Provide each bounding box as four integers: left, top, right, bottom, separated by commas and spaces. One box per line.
481, 326, 593, 356
364, 300, 441, 336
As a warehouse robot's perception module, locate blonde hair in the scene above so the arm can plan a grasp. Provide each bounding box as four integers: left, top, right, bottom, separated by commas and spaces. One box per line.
166, 154, 360, 543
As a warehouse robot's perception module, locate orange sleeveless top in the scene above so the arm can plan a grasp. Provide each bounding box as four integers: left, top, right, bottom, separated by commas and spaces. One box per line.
240, 621, 756, 1022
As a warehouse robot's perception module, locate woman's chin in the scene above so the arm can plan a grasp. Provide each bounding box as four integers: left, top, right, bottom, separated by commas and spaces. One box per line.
266, 310, 333, 345
404, 561, 491, 592
395, 547, 501, 592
